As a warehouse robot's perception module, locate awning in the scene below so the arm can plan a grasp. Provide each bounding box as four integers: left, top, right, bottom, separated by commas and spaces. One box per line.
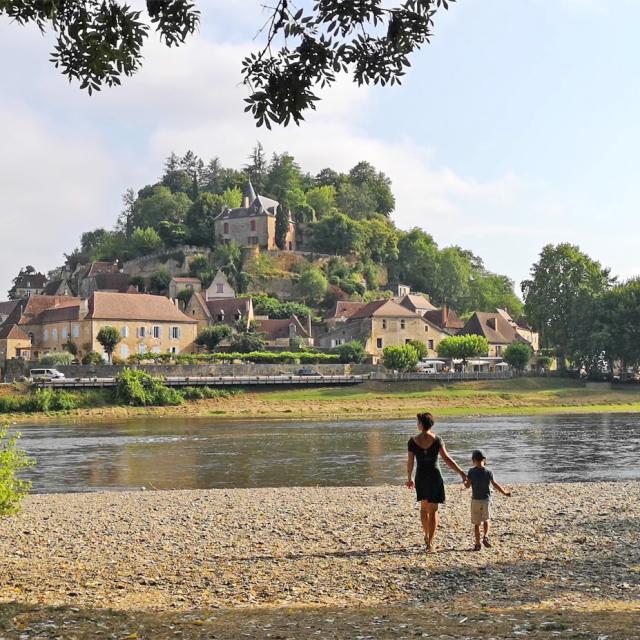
424, 359, 446, 364
467, 360, 488, 366
495, 362, 510, 368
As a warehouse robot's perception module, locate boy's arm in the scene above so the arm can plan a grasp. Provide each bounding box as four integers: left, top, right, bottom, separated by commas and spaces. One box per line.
491, 478, 511, 497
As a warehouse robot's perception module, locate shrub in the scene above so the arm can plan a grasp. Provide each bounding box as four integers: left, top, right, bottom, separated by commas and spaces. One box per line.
334, 341, 366, 364
0, 423, 34, 516
114, 369, 183, 406
82, 351, 105, 365
39, 352, 74, 366
503, 342, 532, 372
196, 325, 233, 351
407, 340, 428, 360
96, 326, 121, 364
383, 344, 420, 372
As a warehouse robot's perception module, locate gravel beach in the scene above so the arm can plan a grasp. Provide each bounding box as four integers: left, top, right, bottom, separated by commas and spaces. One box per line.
1, 483, 639, 639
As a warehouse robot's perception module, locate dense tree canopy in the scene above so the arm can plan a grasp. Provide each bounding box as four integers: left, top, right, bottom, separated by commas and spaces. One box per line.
1, 0, 455, 126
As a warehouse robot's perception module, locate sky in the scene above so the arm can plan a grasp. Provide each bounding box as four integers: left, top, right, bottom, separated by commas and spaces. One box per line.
1, 0, 639, 297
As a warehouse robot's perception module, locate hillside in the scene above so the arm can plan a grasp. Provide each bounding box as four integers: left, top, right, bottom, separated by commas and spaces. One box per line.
43, 146, 523, 317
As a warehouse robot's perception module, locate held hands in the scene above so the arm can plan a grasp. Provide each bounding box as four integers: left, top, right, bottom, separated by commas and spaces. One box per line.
406, 480, 415, 489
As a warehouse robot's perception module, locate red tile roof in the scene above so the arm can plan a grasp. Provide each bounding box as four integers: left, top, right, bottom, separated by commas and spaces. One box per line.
86, 292, 197, 323
458, 312, 518, 344
256, 316, 310, 340
424, 307, 465, 331
0, 324, 30, 341
349, 299, 417, 319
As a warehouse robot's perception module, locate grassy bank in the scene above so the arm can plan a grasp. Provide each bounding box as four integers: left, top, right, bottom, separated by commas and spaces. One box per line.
4, 377, 640, 423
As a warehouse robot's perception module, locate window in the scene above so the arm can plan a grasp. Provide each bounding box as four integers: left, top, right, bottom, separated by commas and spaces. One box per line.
121, 326, 129, 338
62, 327, 68, 339
496, 345, 502, 356
424, 325, 429, 332
400, 320, 406, 330
217, 314, 224, 322
428, 339, 434, 350
250, 220, 256, 231
234, 314, 241, 321
382, 320, 387, 330
152, 346, 161, 354
52, 328, 58, 340
171, 326, 181, 340
153, 326, 161, 339
376, 338, 383, 349
138, 327, 146, 338
138, 343, 147, 354
223, 222, 229, 234
43, 328, 49, 341
72, 324, 79, 338
170, 346, 177, 354
120, 344, 129, 358
217, 283, 224, 294
405, 339, 411, 345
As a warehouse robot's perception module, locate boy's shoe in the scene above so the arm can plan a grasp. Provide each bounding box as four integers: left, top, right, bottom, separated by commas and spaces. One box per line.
483, 537, 492, 548
473, 543, 482, 551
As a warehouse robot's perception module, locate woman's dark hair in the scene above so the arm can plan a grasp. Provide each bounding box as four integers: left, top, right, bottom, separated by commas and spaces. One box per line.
417, 412, 435, 430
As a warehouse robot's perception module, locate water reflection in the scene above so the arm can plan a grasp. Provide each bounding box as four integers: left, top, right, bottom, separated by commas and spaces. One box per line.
15, 413, 640, 494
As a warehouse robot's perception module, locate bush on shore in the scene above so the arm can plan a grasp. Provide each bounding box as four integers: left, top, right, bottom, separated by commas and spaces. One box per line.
126, 351, 341, 365
0, 423, 34, 516
114, 369, 184, 407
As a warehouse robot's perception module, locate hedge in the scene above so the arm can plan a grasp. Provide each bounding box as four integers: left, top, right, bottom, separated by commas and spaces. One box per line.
126, 351, 341, 365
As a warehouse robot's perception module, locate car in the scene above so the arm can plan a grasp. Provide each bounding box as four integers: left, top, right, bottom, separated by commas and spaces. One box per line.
415, 362, 439, 374
297, 368, 322, 376
28, 368, 66, 381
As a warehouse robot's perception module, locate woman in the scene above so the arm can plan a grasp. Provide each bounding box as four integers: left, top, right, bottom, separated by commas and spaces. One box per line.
406, 412, 467, 551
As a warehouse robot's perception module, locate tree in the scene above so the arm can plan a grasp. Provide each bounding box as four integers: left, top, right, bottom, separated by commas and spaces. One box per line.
522, 244, 612, 369
265, 153, 302, 201
335, 341, 366, 364
149, 268, 172, 295
131, 186, 192, 231
196, 325, 233, 351
305, 185, 336, 219
437, 335, 489, 366
229, 331, 266, 353
0, 423, 33, 516
433, 247, 471, 309
503, 342, 532, 374
129, 227, 163, 257
388, 228, 439, 296
312, 212, 364, 255
382, 344, 420, 372
407, 339, 428, 360
96, 326, 121, 365
297, 266, 328, 305
244, 142, 268, 193
2, 1, 454, 127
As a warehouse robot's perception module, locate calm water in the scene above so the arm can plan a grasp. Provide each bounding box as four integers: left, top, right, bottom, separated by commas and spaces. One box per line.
14, 413, 640, 494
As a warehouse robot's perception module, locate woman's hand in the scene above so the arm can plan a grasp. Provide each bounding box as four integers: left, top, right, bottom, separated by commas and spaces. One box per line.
460, 473, 468, 484
406, 480, 415, 489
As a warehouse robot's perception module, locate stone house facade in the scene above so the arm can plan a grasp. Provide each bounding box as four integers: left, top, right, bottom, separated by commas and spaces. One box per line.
205, 270, 235, 300
185, 293, 254, 335
317, 299, 449, 360
169, 277, 202, 300
458, 311, 535, 359
256, 316, 313, 348
214, 183, 296, 251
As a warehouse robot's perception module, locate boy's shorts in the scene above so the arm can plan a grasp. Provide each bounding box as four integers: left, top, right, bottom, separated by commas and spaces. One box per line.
471, 499, 491, 524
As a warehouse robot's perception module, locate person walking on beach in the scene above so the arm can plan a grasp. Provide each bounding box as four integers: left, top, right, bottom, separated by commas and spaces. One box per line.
406, 412, 467, 551
464, 449, 511, 551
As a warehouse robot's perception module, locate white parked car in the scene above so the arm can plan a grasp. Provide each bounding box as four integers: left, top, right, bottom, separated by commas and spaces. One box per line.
415, 362, 439, 374
28, 368, 66, 381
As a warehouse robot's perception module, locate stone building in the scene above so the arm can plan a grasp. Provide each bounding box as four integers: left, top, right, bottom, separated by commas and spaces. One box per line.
214, 182, 296, 251
185, 293, 254, 335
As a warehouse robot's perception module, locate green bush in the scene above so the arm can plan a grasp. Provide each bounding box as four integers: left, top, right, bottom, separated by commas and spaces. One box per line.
125, 351, 341, 365
39, 352, 74, 366
0, 423, 34, 516
383, 344, 420, 372
334, 341, 366, 364
114, 369, 183, 407
82, 351, 105, 365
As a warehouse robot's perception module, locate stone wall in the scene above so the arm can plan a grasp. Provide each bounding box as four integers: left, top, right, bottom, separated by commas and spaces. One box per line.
3, 359, 380, 382
123, 246, 212, 281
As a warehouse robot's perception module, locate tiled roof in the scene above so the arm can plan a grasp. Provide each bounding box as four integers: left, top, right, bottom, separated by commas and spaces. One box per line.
349, 299, 417, 319
458, 312, 518, 344
171, 277, 202, 284
326, 301, 368, 320
398, 294, 437, 313
16, 296, 80, 325
206, 298, 252, 320
86, 292, 197, 323
216, 194, 280, 220
0, 300, 19, 316
0, 324, 30, 341
38, 303, 81, 324
14, 273, 47, 289
256, 315, 310, 340
424, 307, 465, 330
87, 261, 118, 277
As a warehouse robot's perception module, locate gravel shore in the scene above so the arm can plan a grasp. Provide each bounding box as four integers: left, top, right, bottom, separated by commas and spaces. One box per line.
0, 483, 639, 639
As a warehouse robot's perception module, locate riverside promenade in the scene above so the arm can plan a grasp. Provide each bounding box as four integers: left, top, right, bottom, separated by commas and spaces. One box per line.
0, 482, 638, 638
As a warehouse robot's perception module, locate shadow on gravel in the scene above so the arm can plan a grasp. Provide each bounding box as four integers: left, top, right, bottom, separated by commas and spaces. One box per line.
1, 601, 639, 640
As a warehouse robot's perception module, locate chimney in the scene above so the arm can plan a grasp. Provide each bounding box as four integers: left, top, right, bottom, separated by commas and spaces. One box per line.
243, 195, 250, 208
79, 298, 89, 318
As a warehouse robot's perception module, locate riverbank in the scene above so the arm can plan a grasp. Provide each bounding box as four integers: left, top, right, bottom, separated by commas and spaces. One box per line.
6, 377, 640, 423
0, 483, 638, 639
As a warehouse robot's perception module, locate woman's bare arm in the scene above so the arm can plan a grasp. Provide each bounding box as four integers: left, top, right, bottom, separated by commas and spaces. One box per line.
406, 451, 415, 488
439, 444, 467, 481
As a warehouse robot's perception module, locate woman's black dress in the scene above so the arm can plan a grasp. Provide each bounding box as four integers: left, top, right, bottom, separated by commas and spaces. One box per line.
408, 436, 445, 503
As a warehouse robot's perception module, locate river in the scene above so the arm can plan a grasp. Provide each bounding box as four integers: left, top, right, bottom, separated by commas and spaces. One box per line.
13, 413, 640, 493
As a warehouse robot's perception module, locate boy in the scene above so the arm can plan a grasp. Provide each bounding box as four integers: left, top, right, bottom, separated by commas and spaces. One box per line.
464, 449, 511, 551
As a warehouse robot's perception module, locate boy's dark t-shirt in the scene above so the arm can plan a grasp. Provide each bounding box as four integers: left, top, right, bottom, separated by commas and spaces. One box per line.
468, 467, 494, 500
